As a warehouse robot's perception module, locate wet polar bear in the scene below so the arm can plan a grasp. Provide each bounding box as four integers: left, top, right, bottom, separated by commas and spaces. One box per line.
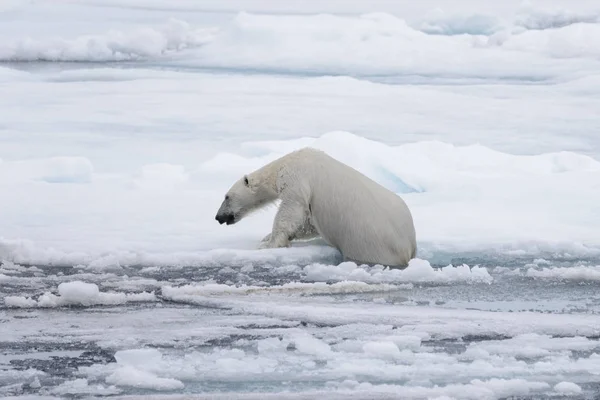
215, 148, 417, 267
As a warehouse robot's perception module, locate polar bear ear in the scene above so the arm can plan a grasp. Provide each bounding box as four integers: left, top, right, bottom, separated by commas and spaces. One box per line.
243, 175, 249, 186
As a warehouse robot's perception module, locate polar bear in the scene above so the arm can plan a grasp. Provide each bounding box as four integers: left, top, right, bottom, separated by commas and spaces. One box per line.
215, 148, 417, 267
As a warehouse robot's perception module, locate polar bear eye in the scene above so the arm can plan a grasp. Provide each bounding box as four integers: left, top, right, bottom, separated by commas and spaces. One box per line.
243, 176, 249, 186
225, 195, 230, 201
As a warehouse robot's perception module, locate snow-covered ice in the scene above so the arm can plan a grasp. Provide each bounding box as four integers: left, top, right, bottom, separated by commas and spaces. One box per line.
2, 0, 600, 399
4, 280, 156, 308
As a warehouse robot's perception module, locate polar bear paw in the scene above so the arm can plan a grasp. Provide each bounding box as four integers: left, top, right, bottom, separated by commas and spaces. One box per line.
258, 241, 274, 249
258, 232, 290, 249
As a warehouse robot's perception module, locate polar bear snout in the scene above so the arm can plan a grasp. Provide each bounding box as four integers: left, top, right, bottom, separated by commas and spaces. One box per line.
215, 212, 236, 225
215, 196, 240, 225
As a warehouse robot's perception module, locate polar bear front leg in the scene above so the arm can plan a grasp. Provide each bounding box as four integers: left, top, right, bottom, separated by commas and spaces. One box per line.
260, 217, 317, 245
259, 199, 308, 249
260, 232, 272, 244
289, 218, 319, 241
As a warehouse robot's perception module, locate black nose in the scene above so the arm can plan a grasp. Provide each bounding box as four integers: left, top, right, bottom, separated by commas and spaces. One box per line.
216, 213, 234, 225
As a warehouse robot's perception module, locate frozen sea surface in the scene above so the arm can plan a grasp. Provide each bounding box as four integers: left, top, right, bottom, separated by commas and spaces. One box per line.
2, 0, 600, 399
2, 256, 600, 399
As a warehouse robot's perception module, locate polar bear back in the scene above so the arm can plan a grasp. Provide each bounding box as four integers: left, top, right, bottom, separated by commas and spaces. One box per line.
281, 148, 416, 267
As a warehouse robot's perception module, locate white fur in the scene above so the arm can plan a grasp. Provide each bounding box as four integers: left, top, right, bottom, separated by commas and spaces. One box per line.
215, 148, 417, 267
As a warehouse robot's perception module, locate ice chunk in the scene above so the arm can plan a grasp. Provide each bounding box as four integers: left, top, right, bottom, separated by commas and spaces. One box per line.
463, 333, 600, 360
106, 366, 184, 391
382, 335, 422, 351
415, 9, 503, 36
362, 341, 401, 360
51, 378, 120, 396
526, 265, 600, 282
162, 280, 403, 298
4, 281, 156, 308
58, 281, 101, 306
86, 255, 122, 271
103, 348, 184, 390
304, 259, 493, 285
114, 348, 163, 367
554, 381, 582, 395
1, 19, 215, 62
257, 337, 288, 355
290, 333, 332, 357
515, 6, 600, 30
3, 296, 37, 308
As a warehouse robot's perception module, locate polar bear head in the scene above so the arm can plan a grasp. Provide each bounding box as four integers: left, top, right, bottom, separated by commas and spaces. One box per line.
215, 174, 277, 225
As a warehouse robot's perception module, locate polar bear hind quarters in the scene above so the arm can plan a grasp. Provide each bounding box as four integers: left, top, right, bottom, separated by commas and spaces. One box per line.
215, 148, 417, 267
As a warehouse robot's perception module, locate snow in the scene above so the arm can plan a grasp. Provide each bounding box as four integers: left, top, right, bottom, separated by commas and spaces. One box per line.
172, 11, 600, 81
291, 333, 333, 357
0, 18, 215, 62
160, 291, 600, 339
3, 296, 38, 308
526, 265, 600, 281
1, 130, 600, 266
4, 281, 156, 308
105, 349, 186, 391
106, 366, 184, 391
362, 341, 403, 360
304, 259, 493, 284
0, 156, 94, 184
498, 22, 600, 59
4, 8, 600, 80
463, 333, 600, 359
50, 378, 120, 396
132, 163, 189, 190
554, 381, 583, 395
515, 6, 600, 30
69, 315, 596, 398
162, 281, 404, 297
2, 0, 600, 398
